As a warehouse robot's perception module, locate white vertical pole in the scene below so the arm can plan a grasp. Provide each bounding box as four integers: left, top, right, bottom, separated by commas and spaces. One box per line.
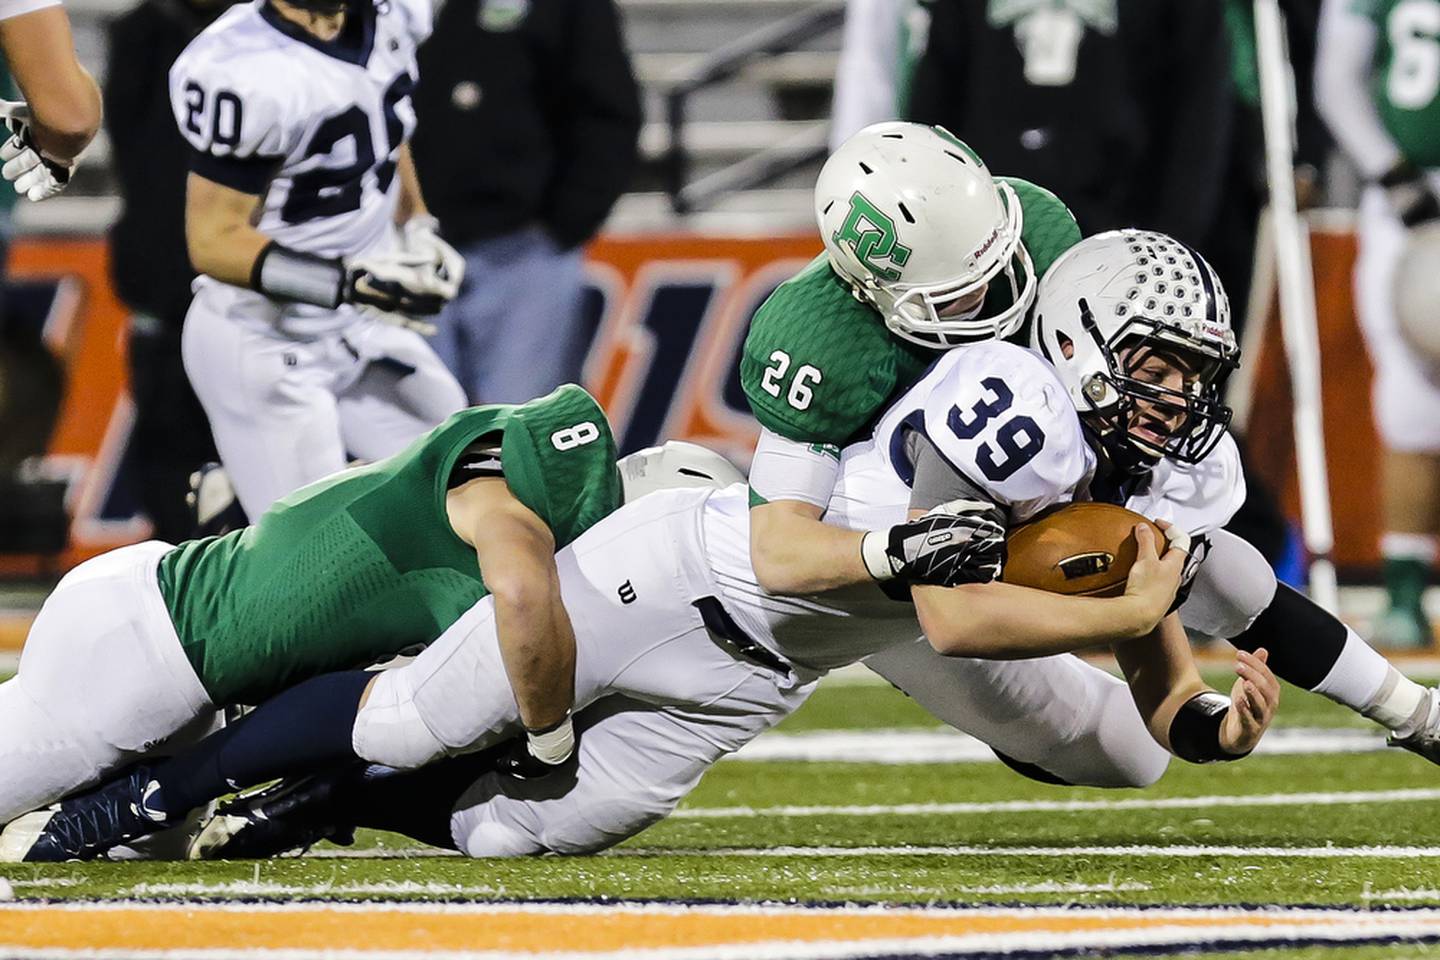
1253, 0, 1340, 611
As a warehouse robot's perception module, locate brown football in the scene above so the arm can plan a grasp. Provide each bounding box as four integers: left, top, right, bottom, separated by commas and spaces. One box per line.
1001, 502, 1164, 597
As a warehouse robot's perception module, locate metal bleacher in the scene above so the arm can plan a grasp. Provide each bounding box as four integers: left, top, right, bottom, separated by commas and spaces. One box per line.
17, 0, 844, 238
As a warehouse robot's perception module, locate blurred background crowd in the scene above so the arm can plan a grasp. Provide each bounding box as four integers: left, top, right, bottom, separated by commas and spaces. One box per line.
0, 0, 1431, 646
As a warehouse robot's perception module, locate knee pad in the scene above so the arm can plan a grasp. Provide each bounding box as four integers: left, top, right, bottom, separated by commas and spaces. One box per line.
1179, 530, 1278, 639
351, 671, 447, 770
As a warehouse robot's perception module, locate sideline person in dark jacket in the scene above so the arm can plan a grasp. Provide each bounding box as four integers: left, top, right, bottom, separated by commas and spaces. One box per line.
104, 0, 230, 541
412, 0, 641, 404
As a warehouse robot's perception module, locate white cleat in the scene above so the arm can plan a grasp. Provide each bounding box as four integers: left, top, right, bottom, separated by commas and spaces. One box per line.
0, 809, 57, 863
1388, 687, 1440, 765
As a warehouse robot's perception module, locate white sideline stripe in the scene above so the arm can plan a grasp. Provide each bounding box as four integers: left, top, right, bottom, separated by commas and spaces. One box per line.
128, 881, 507, 897
672, 786, 1440, 820
615, 843, 1440, 859
727, 726, 1385, 764
300, 841, 1440, 862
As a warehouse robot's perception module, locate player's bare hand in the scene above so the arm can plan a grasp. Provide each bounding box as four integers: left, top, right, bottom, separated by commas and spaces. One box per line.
1220, 648, 1280, 756
1120, 523, 1186, 637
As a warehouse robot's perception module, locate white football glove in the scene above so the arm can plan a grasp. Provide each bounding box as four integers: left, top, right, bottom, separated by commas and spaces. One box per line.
401, 215, 464, 301
0, 101, 75, 202
344, 250, 446, 335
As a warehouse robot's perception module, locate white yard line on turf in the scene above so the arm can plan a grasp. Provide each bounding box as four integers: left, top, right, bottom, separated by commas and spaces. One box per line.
728, 726, 1384, 764
613, 843, 1440, 859
672, 786, 1440, 819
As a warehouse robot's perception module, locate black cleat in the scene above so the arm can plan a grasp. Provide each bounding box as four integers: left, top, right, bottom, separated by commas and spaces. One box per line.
13, 767, 174, 862
189, 775, 355, 860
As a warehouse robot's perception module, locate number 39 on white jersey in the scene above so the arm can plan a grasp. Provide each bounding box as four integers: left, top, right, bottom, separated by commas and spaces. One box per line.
845, 339, 1246, 536
169, 0, 428, 265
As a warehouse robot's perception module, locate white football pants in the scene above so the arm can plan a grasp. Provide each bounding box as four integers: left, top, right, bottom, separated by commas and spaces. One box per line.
1356, 181, 1440, 452
182, 288, 466, 518
352, 487, 815, 773
0, 542, 218, 826
436, 528, 1294, 857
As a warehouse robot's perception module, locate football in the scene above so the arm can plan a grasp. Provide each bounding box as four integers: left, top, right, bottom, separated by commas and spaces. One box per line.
1001, 502, 1165, 597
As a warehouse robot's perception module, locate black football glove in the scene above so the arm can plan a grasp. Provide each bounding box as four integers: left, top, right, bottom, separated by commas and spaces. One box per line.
1380, 159, 1440, 227
863, 498, 1007, 591
496, 714, 577, 781
342, 254, 449, 317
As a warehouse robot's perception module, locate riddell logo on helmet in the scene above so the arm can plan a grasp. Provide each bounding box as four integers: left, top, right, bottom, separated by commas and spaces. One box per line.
970, 226, 1003, 262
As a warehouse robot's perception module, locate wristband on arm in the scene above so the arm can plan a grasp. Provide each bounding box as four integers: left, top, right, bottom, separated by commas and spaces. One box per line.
526, 712, 576, 765
250, 241, 345, 308
1168, 690, 1246, 763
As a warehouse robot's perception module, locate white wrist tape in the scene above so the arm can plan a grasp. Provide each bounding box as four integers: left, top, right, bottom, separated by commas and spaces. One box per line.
526, 714, 575, 765
861, 530, 895, 582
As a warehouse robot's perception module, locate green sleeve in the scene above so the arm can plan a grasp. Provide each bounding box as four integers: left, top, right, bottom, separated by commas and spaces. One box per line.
998, 176, 1083, 277
740, 256, 913, 445
501, 385, 622, 547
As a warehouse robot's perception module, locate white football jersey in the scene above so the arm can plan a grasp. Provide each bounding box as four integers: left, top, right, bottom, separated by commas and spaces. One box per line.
170, 0, 429, 333
705, 340, 1246, 672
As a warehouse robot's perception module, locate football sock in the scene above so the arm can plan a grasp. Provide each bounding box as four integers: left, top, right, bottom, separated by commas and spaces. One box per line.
1380, 532, 1433, 616
1226, 583, 1346, 690
344, 758, 497, 850
150, 670, 373, 818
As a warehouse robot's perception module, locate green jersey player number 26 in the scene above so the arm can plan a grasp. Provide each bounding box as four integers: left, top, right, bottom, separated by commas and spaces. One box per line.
740, 121, 1083, 599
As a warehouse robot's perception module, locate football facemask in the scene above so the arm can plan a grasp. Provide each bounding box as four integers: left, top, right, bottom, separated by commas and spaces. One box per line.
1075, 305, 1237, 474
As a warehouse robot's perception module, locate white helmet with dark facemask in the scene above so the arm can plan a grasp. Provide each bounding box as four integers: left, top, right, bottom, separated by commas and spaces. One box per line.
816, 122, 1035, 348
1029, 229, 1239, 476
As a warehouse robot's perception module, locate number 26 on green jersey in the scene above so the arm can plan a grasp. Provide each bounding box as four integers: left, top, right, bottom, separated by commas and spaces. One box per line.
760, 350, 823, 411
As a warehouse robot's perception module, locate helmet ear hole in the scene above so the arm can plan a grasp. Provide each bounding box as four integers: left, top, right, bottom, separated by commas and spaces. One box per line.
1056, 330, 1075, 359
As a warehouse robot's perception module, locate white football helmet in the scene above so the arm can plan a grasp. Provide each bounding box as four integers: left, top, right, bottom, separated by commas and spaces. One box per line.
617, 440, 745, 503
1029, 229, 1238, 474
817, 121, 1034, 348
1394, 222, 1440, 382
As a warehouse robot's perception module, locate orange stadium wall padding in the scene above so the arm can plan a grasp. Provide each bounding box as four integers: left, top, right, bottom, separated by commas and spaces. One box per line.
0, 233, 821, 573
0, 230, 1386, 576
1244, 226, 1385, 574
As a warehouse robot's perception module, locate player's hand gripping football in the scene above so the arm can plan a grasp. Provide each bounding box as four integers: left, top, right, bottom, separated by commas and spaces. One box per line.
400, 215, 465, 301
0, 101, 75, 202
1219, 648, 1280, 756
1120, 521, 1189, 637
863, 498, 1006, 589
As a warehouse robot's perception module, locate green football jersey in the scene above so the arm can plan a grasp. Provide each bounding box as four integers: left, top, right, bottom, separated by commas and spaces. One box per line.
740, 177, 1081, 445
157, 385, 620, 706
1365, 0, 1440, 167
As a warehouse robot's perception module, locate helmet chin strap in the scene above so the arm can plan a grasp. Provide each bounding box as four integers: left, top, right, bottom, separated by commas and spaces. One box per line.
1080, 414, 1160, 488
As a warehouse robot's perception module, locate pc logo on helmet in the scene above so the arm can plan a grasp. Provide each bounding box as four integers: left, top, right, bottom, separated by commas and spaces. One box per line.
832, 192, 912, 283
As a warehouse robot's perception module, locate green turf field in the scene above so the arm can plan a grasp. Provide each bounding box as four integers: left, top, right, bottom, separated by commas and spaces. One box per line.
3, 667, 1439, 959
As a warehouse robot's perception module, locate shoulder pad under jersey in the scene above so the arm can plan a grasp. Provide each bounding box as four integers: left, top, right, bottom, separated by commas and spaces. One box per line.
1128, 431, 1246, 536
912, 341, 1091, 521
997, 176, 1083, 277
500, 385, 622, 547
169, 11, 307, 164
741, 255, 927, 445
